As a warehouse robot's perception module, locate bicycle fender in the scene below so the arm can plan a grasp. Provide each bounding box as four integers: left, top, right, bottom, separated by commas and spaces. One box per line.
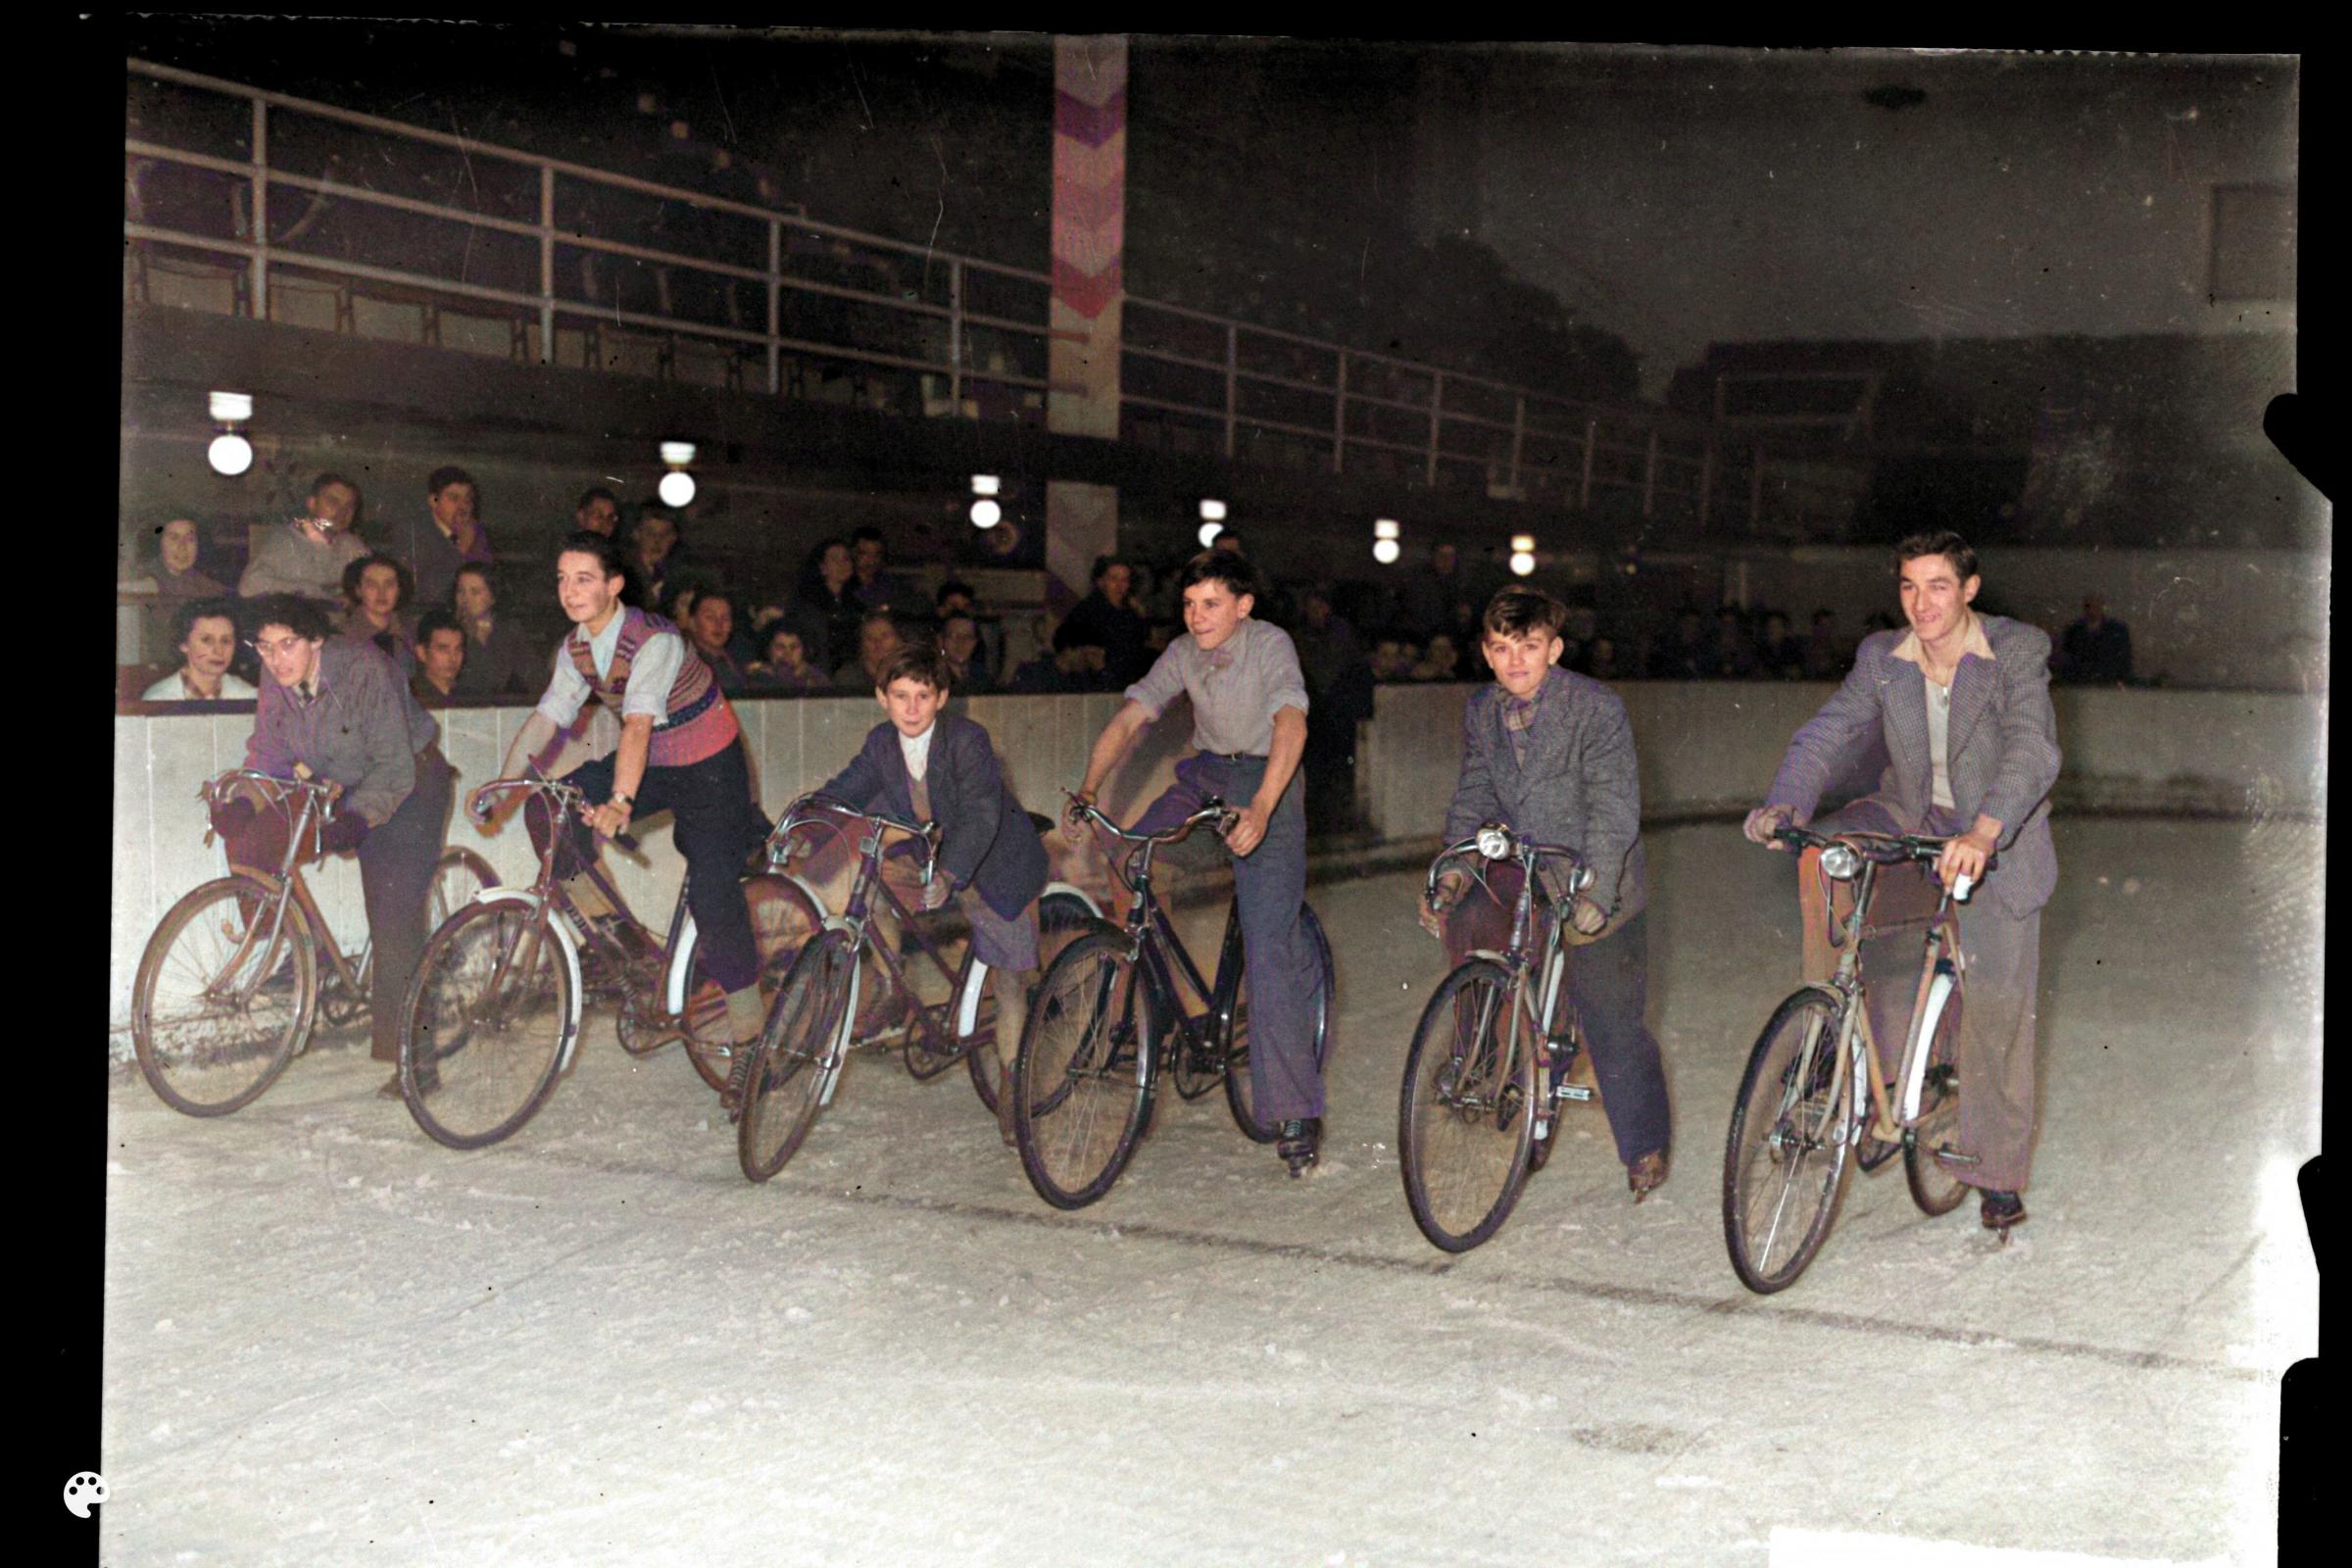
1900, 969, 1956, 1122
663, 907, 701, 1017
820, 928, 860, 1109
1041, 880, 1103, 919
471, 889, 586, 1074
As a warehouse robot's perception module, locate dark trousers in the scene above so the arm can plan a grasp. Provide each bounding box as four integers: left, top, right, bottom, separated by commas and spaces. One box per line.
1798, 798, 2043, 1192
1129, 753, 1326, 1121
1442, 862, 1671, 1167
542, 740, 768, 994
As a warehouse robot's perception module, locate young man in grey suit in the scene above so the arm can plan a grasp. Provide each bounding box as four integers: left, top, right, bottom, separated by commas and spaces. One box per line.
1419, 585, 1672, 1200
1743, 531, 2061, 1235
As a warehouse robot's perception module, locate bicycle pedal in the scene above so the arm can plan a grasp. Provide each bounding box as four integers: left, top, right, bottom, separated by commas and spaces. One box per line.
1554, 1085, 1593, 1103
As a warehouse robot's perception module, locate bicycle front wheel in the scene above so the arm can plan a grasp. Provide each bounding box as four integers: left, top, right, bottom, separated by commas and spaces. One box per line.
1224, 903, 1336, 1143
682, 873, 825, 1092
1013, 932, 1155, 1209
401, 901, 575, 1150
1724, 989, 1860, 1294
132, 876, 318, 1116
1904, 975, 1970, 1216
738, 930, 858, 1183
1398, 958, 1536, 1252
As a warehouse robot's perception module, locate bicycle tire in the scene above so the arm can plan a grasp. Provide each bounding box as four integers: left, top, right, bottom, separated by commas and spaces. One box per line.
1904, 975, 1970, 1216
400, 900, 574, 1151
682, 874, 826, 1092
1013, 930, 1156, 1210
967, 890, 1102, 1116
1724, 988, 1861, 1294
738, 930, 858, 1183
1224, 903, 1336, 1143
132, 875, 318, 1116
1398, 958, 1537, 1252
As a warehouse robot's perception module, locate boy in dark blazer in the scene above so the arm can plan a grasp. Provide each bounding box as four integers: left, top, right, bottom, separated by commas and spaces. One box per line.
817, 642, 1049, 1145
1418, 585, 1672, 1200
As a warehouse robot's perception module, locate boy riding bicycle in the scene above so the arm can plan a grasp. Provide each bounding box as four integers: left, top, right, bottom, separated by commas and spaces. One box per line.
1742, 530, 2060, 1235
1419, 585, 1671, 1200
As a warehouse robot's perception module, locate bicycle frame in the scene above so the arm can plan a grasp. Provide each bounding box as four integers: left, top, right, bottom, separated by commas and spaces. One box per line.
202, 770, 359, 1009
1077, 799, 1246, 1091
1425, 831, 1595, 1129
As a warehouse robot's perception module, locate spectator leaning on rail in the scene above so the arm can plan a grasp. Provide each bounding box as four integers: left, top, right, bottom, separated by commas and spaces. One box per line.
340, 554, 418, 681
449, 563, 542, 699
833, 609, 905, 694
142, 596, 258, 702
685, 585, 753, 695
748, 623, 828, 693
2057, 593, 2133, 687
382, 466, 495, 612
778, 536, 862, 674
412, 609, 468, 704
240, 472, 369, 606
122, 516, 230, 664
1056, 556, 1153, 690
1743, 530, 2061, 1237
212, 593, 455, 1093
940, 612, 994, 696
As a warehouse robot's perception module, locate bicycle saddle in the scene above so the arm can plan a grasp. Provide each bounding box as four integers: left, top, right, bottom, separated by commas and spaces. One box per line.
1027, 810, 1056, 837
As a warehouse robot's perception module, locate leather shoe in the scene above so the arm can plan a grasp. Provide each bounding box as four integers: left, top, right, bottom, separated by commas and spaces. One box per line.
1277, 1117, 1321, 1177
1627, 1150, 1668, 1202
378, 1067, 438, 1101
996, 1068, 1020, 1148
1979, 1189, 2027, 1232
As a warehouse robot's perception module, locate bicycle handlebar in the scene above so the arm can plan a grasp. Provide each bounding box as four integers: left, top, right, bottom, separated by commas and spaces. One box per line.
774, 792, 940, 874
203, 767, 339, 822
1061, 788, 1234, 847
470, 773, 640, 854
1767, 825, 1982, 903
1425, 828, 1595, 903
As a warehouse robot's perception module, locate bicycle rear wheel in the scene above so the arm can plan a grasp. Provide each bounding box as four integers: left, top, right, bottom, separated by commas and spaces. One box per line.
738, 930, 858, 1183
682, 874, 825, 1092
1398, 958, 1536, 1252
1724, 989, 1860, 1294
1224, 903, 1336, 1142
1013, 931, 1155, 1209
1904, 976, 1970, 1216
968, 890, 1103, 1115
132, 875, 318, 1116
401, 901, 574, 1150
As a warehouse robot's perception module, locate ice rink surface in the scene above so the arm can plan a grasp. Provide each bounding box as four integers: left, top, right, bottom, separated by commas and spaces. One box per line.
104, 817, 2321, 1567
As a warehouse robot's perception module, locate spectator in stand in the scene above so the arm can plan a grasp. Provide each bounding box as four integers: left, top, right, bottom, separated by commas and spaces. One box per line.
123, 516, 231, 663
574, 485, 621, 538
1647, 608, 1711, 680
141, 597, 257, 702
240, 472, 368, 605
1802, 608, 1846, 680
449, 563, 540, 698
749, 624, 828, 693
382, 466, 495, 611
1398, 540, 1474, 641
1710, 606, 1759, 679
791, 537, 864, 673
850, 525, 916, 615
936, 579, 978, 619
942, 612, 994, 695
686, 586, 753, 694
832, 610, 905, 692
1413, 631, 1465, 683
1005, 616, 1069, 695
2058, 593, 2133, 686
340, 554, 417, 679
1588, 636, 1622, 682
412, 609, 468, 704
1296, 585, 1376, 833
659, 574, 705, 632
934, 578, 998, 681
1369, 632, 1409, 684
1560, 605, 1599, 675
1758, 611, 1806, 679
627, 508, 685, 613
1056, 555, 1153, 688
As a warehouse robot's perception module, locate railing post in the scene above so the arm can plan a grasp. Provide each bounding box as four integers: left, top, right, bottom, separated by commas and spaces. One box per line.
1332, 348, 1348, 474
538, 166, 556, 363
1749, 441, 1767, 531
249, 97, 269, 319
1224, 321, 1239, 459
1426, 370, 1444, 486
1579, 416, 1598, 509
1698, 433, 1716, 531
1642, 426, 1661, 517
1508, 394, 1526, 496
766, 219, 782, 396
948, 258, 964, 413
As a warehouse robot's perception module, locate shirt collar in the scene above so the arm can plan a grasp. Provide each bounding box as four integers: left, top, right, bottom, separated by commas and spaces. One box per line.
574, 611, 628, 662
1889, 612, 1995, 668
898, 722, 936, 775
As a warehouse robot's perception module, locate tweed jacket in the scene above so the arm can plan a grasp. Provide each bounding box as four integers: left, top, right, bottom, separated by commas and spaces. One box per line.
817, 713, 1048, 921
1443, 667, 1647, 927
1768, 612, 2061, 917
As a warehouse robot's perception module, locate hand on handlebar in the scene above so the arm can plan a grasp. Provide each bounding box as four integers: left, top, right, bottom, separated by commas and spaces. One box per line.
919, 873, 954, 911
1223, 802, 1270, 858
1936, 827, 1996, 893
1566, 893, 1610, 937
1418, 869, 1469, 940
1743, 804, 1798, 847
1061, 792, 1097, 847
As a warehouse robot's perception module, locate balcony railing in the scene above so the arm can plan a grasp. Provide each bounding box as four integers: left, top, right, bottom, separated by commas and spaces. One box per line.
125, 56, 1793, 530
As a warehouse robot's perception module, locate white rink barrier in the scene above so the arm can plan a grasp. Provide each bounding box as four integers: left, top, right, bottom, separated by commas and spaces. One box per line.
110, 682, 2323, 1038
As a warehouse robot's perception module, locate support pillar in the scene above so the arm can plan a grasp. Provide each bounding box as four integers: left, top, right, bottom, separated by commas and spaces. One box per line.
1046, 34, 1127, 612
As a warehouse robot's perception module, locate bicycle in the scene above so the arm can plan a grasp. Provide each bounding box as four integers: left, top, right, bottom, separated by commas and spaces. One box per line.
397, 773, 824, 1149
1007, 791, 1336, 1210
1396, 824, 1598, 1253
130, 768, 496, 1116
1722, 826, 1978, 1295
732, 793, 1102, 1182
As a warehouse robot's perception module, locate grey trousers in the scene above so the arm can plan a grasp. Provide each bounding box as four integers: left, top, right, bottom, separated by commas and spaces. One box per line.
1130, 752, 1326, 1121
1801, 798, 2044, 1193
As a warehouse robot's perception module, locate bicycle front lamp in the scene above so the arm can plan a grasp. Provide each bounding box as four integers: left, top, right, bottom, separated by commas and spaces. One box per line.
1475, 823, 1516, 862
1819, 843, 1862, 881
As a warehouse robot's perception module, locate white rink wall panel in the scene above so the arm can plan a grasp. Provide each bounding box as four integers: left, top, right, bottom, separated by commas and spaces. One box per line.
110, 685, 2324, 1038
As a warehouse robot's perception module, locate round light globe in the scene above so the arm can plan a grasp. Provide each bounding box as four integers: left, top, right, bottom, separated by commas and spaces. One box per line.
1372, 538, 1401, 564
207, 432, 254, 477
969, 498, 1003, 529
1508, 550, 1537, 577
658, 470, 697, 508
1197, 521, 1224, 548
